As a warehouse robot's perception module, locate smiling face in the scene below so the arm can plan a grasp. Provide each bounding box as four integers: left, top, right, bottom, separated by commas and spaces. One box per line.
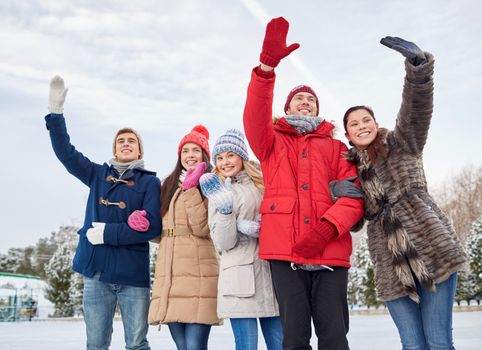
215, 151, 243, 178
345, 108, 379, 149
114, 132, 141, 163
286, 92, 318, 116
180, 142, 203, 170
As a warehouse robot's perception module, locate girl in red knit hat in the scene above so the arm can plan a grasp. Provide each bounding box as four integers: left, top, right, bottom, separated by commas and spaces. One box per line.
148, 125, 221, 349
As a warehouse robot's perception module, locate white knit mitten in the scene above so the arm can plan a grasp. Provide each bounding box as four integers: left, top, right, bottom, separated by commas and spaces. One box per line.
86, 222, 105, 245
48, 75, 68, 114
199, 173, 233, 214
237, 219, 260, 238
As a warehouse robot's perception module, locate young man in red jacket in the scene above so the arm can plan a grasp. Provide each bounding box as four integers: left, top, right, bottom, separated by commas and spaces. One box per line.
243, 17, 364, 350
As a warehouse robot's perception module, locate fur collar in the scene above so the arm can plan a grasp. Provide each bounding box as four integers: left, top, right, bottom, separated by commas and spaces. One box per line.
345, 128, 390, 165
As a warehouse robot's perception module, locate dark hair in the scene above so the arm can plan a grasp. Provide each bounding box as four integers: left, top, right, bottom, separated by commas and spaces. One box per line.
160, 150, 212, 218
342, 105, 376, 133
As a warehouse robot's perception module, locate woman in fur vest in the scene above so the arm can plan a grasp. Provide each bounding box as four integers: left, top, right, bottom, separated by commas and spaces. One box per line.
339, 37, 467, 349
148, 125, 221, 350
199, 129, 283, 350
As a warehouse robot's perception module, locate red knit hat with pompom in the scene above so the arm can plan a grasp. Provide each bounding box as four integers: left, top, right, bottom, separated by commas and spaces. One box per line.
178, 125, 211, 160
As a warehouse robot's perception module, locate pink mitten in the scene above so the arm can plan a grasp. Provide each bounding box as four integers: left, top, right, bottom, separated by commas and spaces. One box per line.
182, 162, 206, 191
128, 210, 149, 232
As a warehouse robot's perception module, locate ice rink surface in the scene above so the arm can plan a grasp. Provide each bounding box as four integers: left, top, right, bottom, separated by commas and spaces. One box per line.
1, 311, 480, 349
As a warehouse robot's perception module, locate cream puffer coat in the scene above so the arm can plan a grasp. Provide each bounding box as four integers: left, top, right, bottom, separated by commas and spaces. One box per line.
148, 187, 221, 325
208, 171, 279, 318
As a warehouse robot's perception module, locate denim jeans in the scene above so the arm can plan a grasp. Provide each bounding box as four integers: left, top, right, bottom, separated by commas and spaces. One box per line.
230, 317, 283, 350
83, 275, 150, 350
168, 322, 211, 350
386, 272, 458, 350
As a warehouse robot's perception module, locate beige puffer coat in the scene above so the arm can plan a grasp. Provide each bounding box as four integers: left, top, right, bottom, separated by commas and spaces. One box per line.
148, 187, 221, 325
208, 171, 279, 319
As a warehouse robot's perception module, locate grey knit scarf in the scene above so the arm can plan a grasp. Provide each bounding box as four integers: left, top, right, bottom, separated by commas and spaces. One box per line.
285, 115, 323, 134
108, 159, 145, 176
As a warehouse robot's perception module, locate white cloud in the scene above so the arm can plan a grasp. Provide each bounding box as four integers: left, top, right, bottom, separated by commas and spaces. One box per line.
1, 0, 481, 252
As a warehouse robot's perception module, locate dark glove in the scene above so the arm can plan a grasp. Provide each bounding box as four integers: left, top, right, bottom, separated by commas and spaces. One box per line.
293, 220, 336, 258
380, 36, 426, 66
260, 17, 300, 68
329, 176, 365, 202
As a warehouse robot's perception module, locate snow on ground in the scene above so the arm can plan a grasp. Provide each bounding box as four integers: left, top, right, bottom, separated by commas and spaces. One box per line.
0, 311, 480, 349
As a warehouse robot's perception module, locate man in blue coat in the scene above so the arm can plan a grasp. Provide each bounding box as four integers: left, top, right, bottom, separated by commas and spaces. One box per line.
45, 75, 161, 350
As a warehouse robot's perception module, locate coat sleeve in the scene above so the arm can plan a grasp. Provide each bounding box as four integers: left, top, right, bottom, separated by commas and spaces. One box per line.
393, 53, 434, 155
207, 201, 239, 252
103, 176, 162, 245
182, 187, 211, 238
322, 142, 364, 236
243, 68, 276, 161
45, 114, 99, 186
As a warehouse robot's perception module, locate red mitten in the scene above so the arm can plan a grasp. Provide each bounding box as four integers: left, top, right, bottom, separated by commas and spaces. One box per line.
293, 220, 337, 258
259, 17, 300, 68
128, 210, 149, 232
182, 162, 206, 191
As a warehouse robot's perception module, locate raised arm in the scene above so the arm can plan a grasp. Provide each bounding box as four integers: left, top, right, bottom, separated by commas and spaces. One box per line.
243, 17, 299, 161
381, 37, 434, 155
45, 76, 97, 186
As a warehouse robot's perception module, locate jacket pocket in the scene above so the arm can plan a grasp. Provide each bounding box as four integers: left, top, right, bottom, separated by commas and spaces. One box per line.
258, 196, 297, 255
220, 263, 255, 297
221, 239, 256, 269
259, 196, 296, 214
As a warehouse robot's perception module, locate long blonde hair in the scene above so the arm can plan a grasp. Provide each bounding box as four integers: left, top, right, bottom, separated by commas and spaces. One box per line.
214, 159, 264, 193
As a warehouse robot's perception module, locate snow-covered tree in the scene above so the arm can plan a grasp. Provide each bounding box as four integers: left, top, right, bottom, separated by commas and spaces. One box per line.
68, 272, 84, 316
149, 243, 159, 297
45, 243, 74, 317
350, 234, 382, 308
465, 216, 482, 304
0, 248, 23, 273
455, 267, 475, 306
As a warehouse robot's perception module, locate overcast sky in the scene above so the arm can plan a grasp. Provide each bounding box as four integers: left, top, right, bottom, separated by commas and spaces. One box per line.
1, 0, 481, 253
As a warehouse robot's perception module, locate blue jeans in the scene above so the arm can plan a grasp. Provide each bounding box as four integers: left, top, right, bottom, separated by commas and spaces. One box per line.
83, 275, 150, 350
168, 322, 211, 350
230, 317, 283, 350
386, 272, 458, 350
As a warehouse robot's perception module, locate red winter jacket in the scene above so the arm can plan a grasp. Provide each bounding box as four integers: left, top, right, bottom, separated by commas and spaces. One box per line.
243, 68, 364, 267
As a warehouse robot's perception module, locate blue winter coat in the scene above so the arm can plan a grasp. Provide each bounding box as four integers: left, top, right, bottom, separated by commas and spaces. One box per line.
45, 114, 162, 288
